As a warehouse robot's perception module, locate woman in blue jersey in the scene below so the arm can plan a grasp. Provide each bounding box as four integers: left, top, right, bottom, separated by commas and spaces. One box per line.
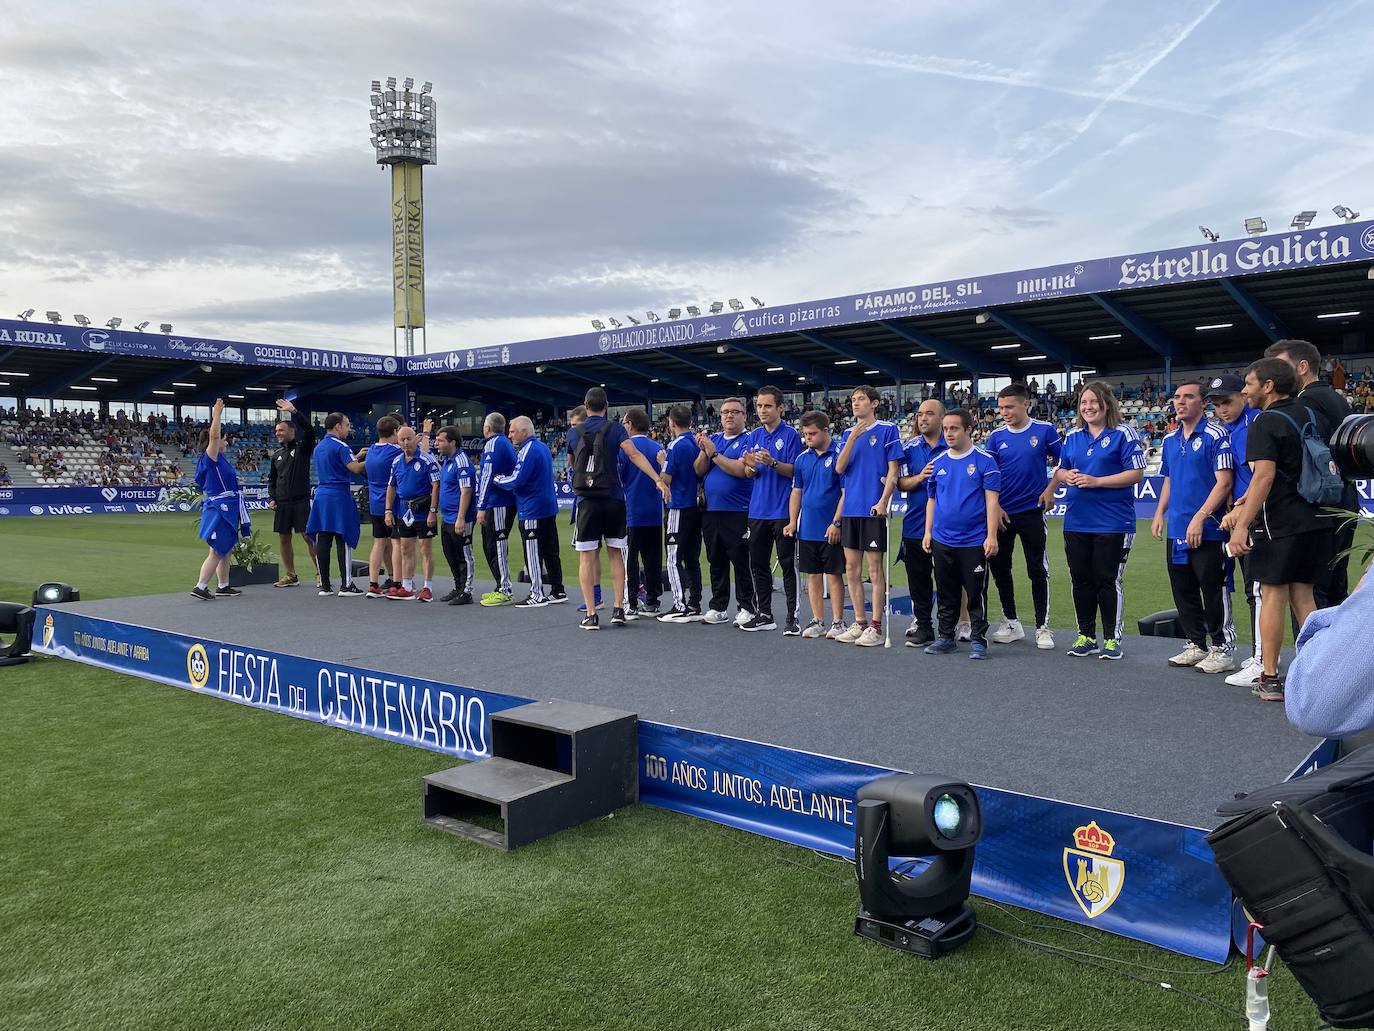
190, 398, 248, 601
1040, 382, 1145, 660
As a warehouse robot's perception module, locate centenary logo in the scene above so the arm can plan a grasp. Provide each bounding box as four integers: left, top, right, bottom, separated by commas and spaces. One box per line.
186, 643, 211, 690
1361, 225, 1374, 254
101, 487, 119, 501
81, 329, 110, 351
1063, 821, 1125, 918
383, 356, 398, 374
598, 333, 612, 352
42, 613, 55, 649
643, 753, 669, 781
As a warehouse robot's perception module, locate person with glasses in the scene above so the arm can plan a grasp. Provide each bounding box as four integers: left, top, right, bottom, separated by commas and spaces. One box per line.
694, 398, 756, 625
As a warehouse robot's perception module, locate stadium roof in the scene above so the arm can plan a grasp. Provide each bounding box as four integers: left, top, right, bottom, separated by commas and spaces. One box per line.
2, 219, 1371, 408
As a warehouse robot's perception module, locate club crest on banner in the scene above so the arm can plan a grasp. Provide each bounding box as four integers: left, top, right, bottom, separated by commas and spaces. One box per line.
42, 613, 54, 649
1063, 820, 1125, 918
187, 643, 211, 690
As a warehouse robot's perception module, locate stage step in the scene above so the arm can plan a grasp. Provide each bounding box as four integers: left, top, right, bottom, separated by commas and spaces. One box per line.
422, 699, 638, 850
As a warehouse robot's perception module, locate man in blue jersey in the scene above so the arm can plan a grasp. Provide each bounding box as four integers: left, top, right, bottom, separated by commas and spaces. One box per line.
740, 385, 804, 634
363, 414, 403, 598
986, 384, 1063, 650
1151, 382, 1236, 674
567, 387, 669, 629
494, 416, 565, 608
384, 424, 441, 602
306, 412, 369, 597
1207, 375, 1264, 687
434, 426, 476, 606
834, 385, 903, 647
475, 412, 519, 606
617, 407, 666, 618
895, 399, 946, 647
658, 403, 703, 623
922, 409, 1001, 658
694, 398, 755, 626
785, 410, 846, 638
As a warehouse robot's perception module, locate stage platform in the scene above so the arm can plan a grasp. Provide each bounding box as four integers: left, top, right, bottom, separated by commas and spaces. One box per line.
54, 577, 1314, 830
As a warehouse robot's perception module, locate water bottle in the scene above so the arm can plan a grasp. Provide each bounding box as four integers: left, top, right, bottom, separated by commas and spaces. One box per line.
1245, 968, 1270, 1031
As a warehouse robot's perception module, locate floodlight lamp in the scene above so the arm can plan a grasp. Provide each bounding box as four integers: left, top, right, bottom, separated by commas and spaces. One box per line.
386, 77, 397, 89
1244, 217, 1268, 235
1291, 210, 1318, 229
728, 298, 743, 311
716, 344, 728, 355
0, 602, 36, 667
609, 318, 622, 328
160, 324, 173, 333
422, 82, 433, 94
853, 773, 983, 960
403, 77, 414, 91
686, 305, 701, 317
1199, 226, 1219, 243
135, 321, 149, 331
106, 317, 122, 329
591, 319, 606, 330
668, 308, 682, 319
199, 364, 213, 373
17, 308, 34, 320
646, 311, 660, 322
1333, 205, 1360, 222
709, 301, 724, 314
626, 315, 640, 325
371, 80, 382, 92
46, 311, 61, 323
751, 296, 765, 307
74, 314, 90, 327
33, 582, 80, 606
974, 311, 991, 325
535, 365, 546, 374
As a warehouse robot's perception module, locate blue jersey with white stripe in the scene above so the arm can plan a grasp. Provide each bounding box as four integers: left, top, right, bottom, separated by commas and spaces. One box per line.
618, 435, 666, 527
927, 447, 1000, 548
791, 442, 843, 542
494, 438, 558, 520
389, 449, 439, 503
364, 441, 402, 515
703, 432, 753, 512
663, 431, 701, 510
1160, 420, 1232, 542
1058, 424, 1146, 534
476, 434, 517, 511
438, 450, 474, 522
1223, 407, 1258, 501
315, 434, 355, 490
837, 420, 903, 517
985, 419, 1062, 515
900, 434, 947, 539
744, 421, 802, 521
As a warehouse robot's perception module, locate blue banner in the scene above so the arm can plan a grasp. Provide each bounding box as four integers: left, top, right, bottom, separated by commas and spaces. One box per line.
0, 485, 271, 517
34, 605, 1235, 960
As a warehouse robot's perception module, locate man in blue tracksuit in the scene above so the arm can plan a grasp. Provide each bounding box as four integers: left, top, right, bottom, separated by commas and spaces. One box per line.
493, 416, 564, 608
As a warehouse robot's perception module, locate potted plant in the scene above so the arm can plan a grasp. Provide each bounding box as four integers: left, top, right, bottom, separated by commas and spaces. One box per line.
166, 486, 280, 587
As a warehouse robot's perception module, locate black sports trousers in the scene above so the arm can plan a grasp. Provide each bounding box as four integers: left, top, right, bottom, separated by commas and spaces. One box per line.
1063, 530, 1133, 642
665, 506, 703, 610
702, 509, 753, 614
747, 516, 798, 621
932, 541, 989, 644
900, 537, 936, 632
990, 507, 1050, 627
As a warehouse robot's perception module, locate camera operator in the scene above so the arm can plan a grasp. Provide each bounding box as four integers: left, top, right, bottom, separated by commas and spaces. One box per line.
1286, 560, 1374, 739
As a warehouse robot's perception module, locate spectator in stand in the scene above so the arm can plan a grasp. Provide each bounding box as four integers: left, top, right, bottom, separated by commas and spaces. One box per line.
1332, 358, 1346, 392
0, 462, 12, 486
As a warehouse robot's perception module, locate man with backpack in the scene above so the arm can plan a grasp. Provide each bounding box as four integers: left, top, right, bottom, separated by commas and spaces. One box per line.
567, 387, 671, 630
1222, 356, 1336, 703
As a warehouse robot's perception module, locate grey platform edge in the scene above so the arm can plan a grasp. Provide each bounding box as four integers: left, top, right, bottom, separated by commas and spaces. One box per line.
422, 698, 639, 850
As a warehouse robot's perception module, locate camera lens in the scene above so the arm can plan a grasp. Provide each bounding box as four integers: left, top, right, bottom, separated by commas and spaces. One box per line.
1330, 414, 1374, 480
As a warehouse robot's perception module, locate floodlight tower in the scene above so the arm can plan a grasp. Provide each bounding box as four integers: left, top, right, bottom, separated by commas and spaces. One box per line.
370, 77, 437, 357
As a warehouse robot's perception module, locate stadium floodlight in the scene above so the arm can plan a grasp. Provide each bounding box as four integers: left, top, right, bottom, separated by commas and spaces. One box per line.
685, 305, 701, 317
160, 323, 173, 333
1199, 225, 1219, 243
17, 308, 34, 320
371, 80, 382, 92
625, 315, 640, 325
646, 311, 660, 322
609, 318, 622, 328
853, 773, 983, 959
709, 301, 724, 314
751, 296, 765, 308
974, 311, 991, 325
403, 77, 414, 91
716, 344, 728, 355
421, 81, 433, 94
535, 365, 546, 374
105, 317, 122, 329
1333, 205, 1361, 222
386, 77, 397, 89
134, 321, 149, 331
1244, 217, 1268, 235
73, 314, 90, 327
728, 298, 744, 311
199, 363, 213, 373
45, 311, 61, 323
668, 308, 681, 319
1291, 210, 1318, 229
591, 319, 605, 330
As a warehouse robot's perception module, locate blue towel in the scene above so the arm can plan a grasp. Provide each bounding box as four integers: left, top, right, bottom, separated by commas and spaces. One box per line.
306, 484, 360, 548
199, 495, 242, 556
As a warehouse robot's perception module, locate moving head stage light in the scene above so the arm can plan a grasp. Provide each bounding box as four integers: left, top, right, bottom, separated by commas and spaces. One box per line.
854, 773, 982, 959
0, 603, 36, 667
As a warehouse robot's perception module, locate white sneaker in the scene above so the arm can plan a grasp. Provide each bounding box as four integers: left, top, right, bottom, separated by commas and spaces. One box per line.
1168, 642, 1208, 667
825, 621, 847, 640
990, 618, 1025, 644
801, 619, 825, 639
702, 608, 730, 625
1197, 647, 1235, 674
956, 621, 972, 642
1035, 626, 1055, 650
836, 623, 866, 644
1225, 656, 1262, 687
733, 608, 755, 627
855, 626, 883, 647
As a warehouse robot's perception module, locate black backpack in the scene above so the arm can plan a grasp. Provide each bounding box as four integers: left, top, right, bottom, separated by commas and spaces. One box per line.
573, 421, 617, 495
1267, 406, 1345, 507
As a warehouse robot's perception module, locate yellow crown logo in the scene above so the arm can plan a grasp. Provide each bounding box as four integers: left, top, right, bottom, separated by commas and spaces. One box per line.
1073, 821, 1115, 856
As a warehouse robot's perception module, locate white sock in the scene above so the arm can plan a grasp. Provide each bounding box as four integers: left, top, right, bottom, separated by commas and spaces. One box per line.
403, 579, 414, 591
196, 581, 208, 591
423, 579, 432, 589
218, 581, 229, 589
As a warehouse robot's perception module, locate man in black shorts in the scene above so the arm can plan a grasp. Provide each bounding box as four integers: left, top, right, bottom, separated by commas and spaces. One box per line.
1222, 356, 1333, 703
383, 424, 441, 602
567, 387, 669, 629
268, 397, 317, 587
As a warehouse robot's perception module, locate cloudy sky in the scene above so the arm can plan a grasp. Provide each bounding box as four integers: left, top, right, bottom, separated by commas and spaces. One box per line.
1, 0, 1371, 355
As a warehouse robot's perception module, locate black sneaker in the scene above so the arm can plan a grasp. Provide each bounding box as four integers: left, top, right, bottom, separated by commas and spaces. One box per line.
1253, 673, 1285, 702
317, 585, 334, 597
611, 607, 627, 626
515, 595, 549, 609
639, 603, 661, 617
214, 585, 242, 597
190, 585, 215, 601
657, 605, 688, 623
438, 589, 459, 603
905, 626, 935, 648
579, 614, 600, 631
336, 583, 364, 598
782, 618, 801, 636
449, 592, 474, 606
548, 589, 569, 604
381, 578, 397, 591
741, 614, 778, 632
679, 606, 704, 623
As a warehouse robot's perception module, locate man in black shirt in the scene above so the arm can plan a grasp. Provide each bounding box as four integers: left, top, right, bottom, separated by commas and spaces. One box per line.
1264, 339, 1356, 606
1222, 357, 1333, 703
268, 398, 318, 587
